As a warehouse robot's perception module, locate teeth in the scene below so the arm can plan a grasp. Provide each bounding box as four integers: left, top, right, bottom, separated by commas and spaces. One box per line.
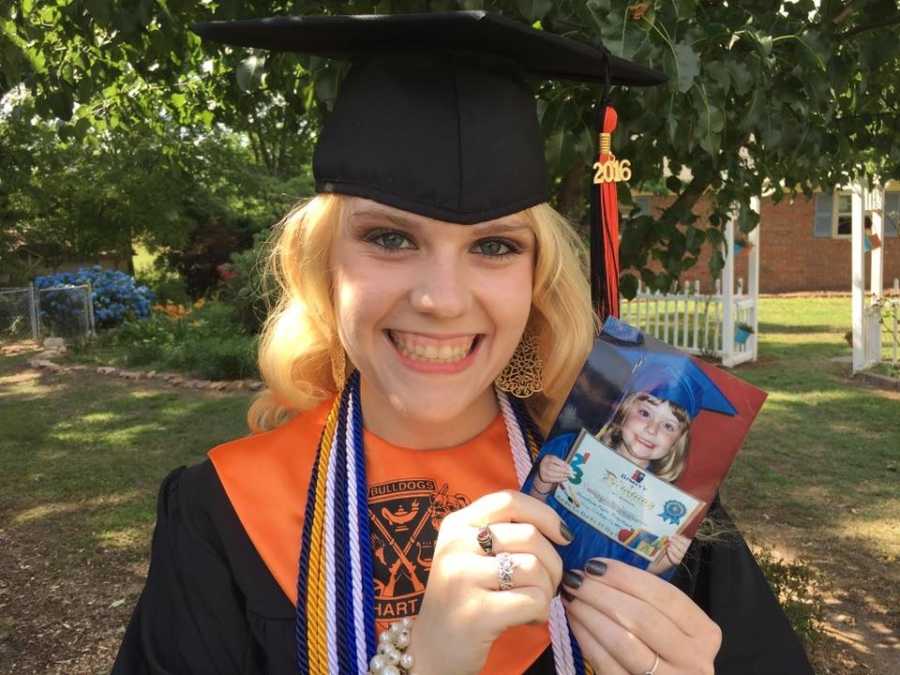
389, 331, 475, 364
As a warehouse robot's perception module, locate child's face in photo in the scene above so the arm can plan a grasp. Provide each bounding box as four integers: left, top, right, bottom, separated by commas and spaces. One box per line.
618, 394, 684, 466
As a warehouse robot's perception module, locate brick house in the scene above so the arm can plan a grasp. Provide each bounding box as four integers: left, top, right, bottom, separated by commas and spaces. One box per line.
632, 181, 900, 293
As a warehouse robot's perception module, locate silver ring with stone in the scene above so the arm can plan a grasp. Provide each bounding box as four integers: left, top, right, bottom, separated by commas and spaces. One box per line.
641, 652, 660, 675
496, 552, 516, 591
476, 525, 494, 555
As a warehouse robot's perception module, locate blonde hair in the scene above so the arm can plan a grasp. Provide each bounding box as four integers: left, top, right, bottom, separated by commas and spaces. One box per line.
248, 194, 597, 435
597, 392, 691, 482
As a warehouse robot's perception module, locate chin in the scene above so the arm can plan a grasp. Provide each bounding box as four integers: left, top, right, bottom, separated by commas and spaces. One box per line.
384, 383, 489, 426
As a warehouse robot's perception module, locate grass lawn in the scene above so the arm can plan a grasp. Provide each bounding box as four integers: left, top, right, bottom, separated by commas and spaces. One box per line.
1, 296, 898, 673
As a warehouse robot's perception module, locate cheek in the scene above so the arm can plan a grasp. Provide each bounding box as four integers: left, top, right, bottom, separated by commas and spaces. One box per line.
480, 262, 533, 331
621, 412, 642, 432
331, 255, 399, 345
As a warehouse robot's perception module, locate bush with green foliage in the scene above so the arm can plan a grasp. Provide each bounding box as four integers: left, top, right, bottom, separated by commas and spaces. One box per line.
218, 230, 274, 334
115, 300, 258, 380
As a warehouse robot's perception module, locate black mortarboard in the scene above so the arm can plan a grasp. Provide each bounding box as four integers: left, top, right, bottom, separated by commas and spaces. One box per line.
192, 11, 666, 225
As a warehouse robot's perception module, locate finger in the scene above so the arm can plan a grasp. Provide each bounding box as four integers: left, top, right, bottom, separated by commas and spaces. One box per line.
464, 490, 572, 546
467, 553, 554, 596
564, 603, 630, 675
486, 523, 563, 589
486, 585, 553, 627
563, 569, 693, 666
543, 467, 570, 482
579, 558, 712, 638
564, 590, 665, 675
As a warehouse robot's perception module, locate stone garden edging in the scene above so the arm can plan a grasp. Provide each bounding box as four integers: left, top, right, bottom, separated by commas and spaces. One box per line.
27, 354, 264, 393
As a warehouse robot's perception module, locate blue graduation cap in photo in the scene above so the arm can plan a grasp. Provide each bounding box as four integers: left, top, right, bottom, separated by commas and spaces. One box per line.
601, 318, 737, 420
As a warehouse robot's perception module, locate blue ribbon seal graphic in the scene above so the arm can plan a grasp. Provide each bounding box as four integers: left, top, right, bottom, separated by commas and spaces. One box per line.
659, 499, 687, 525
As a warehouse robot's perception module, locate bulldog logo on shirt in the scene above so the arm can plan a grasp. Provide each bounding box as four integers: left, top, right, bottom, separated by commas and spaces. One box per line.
368, 478, 469, 622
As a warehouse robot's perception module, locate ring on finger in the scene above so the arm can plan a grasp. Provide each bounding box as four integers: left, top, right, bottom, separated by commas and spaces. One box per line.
476, 525, 495, 555
496, 552, 516, 591
641, 652, 660, 675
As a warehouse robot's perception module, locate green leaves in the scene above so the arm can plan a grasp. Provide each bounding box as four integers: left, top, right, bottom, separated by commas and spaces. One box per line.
1, 0, 897, 295
516, 0, 553, 21
673, 43, 700, 93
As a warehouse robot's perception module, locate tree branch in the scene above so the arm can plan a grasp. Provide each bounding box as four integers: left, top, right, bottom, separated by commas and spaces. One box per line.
832, 0, 870, 25
838, 13, 900, 38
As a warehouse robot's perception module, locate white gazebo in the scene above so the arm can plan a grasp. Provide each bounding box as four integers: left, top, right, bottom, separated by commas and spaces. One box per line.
850, 181, 887, 372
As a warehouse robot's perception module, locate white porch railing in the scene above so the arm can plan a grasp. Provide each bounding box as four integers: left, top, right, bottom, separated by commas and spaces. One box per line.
620, 278, 758, 366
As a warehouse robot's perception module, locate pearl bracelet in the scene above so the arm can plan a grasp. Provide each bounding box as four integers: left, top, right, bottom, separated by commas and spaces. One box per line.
368, 617, 416, 675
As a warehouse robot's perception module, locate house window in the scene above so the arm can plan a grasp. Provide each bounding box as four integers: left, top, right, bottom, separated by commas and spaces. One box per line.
834, 192, 852, 237
885, 191, 900, 238
813, 190, 881, 239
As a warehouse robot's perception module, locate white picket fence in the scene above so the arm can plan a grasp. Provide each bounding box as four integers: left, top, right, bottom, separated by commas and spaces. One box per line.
877, 278, 900, 367
620, 279, 757, 366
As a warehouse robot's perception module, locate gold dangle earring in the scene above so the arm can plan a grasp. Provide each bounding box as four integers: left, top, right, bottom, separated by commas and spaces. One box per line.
495, 330, 544, 398
330, 340, 347, 391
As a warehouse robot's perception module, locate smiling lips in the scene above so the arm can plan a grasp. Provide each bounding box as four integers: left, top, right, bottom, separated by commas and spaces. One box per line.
634, 437, 657, 451
388, 330, 478, 364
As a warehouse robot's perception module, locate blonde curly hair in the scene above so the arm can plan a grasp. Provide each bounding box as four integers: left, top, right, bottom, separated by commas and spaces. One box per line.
247, 193, 597, 435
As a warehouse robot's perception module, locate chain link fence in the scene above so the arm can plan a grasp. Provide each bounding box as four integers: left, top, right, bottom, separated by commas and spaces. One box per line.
36, 284, 96, 342
0, 287, 39, 341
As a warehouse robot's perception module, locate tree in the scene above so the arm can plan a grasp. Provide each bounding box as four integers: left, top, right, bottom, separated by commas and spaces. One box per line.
3, 0, 898, 293
0, 94, 312, 283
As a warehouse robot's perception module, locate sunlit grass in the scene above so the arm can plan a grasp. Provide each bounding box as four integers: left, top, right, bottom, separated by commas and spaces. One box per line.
723, 297, 900, 571
0, 351, 251, 554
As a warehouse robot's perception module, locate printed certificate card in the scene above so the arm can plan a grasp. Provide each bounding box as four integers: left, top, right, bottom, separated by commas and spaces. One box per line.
522, 317, 767, 577
554, 430, 703, 562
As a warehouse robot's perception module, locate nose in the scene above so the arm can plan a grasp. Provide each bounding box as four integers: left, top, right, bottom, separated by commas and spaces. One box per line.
409, 254, 471, 319
645, 418, 659, 435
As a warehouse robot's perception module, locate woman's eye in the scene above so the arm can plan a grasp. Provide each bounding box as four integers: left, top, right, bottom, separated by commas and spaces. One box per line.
367, 230, 415, 251
664, 423, 676, 432
473, 238, 518, 257
638, 408, 650, 418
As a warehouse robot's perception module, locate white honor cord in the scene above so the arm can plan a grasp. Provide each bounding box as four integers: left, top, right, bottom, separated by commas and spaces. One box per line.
345, 391, 369, 673
497, 391, 577, 675
324, 409, 340, 674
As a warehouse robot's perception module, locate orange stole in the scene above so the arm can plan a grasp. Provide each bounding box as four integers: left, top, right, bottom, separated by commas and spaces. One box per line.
210, 400, 551, 675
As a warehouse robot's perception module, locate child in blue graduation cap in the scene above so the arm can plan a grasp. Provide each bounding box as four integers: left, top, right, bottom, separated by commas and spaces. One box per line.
527, 322, 737, 577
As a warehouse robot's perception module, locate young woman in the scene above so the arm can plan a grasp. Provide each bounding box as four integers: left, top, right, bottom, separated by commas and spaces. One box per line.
113, 11, 813, 675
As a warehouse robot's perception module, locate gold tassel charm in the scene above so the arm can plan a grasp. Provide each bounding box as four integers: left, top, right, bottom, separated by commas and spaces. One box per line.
495, 331, 544, 398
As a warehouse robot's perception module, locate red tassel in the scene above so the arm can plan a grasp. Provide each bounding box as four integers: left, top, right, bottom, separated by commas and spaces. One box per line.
595, 106, 620, 319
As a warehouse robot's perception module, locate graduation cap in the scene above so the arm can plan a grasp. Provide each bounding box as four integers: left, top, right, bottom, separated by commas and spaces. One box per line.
600, 318, 737, 419
192, 11, 667, 318
628, 355, 738, 420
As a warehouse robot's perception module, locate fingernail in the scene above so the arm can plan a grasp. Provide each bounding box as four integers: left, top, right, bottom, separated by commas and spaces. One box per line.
562, 570, 583, 589
560, 521, 575, 543
585, 559, 607, 576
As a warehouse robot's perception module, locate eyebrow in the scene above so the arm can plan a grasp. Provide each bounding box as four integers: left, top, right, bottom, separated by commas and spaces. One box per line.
350, 209, 531, 234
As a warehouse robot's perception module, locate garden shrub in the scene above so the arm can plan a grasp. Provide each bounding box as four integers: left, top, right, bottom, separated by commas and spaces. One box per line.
219, 230, 274, 334
115, 299, 258, 380
34, 267, 153, 330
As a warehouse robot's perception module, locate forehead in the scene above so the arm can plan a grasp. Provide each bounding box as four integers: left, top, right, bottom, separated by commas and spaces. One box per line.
347, 198, 532, 232
636, 395, 678, 415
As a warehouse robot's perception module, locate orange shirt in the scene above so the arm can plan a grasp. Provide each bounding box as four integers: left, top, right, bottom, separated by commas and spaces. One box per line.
210, 398, 550, 675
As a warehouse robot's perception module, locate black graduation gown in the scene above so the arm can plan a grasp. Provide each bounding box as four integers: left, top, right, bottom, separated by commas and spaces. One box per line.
112, 461, 813, 674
